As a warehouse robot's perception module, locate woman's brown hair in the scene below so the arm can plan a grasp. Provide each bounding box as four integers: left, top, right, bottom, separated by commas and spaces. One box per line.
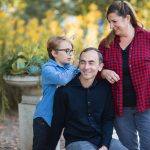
105, 0, 141, 48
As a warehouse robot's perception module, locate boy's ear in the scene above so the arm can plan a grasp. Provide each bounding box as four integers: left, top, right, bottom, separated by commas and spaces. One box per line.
51, 50, 57, 57
98, 63, 104, 72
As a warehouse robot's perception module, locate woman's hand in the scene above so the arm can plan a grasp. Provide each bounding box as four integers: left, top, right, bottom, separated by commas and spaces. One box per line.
101, 69, 120, 84
99, 145, 108, 150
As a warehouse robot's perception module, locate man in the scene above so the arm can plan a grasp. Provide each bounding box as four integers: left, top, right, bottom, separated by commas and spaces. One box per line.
49, 47, 126, 150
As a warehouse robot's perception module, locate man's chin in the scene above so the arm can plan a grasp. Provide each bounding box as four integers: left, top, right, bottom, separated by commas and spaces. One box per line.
81, 75, 92, 80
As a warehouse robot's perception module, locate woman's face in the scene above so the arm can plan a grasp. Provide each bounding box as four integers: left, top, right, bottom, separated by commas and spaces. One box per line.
107, 12, 130, 36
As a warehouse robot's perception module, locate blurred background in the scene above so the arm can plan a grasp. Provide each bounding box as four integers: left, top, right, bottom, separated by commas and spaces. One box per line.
0, 0, 150, 119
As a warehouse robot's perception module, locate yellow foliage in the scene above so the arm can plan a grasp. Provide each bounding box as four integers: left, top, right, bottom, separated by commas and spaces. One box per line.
88, 3, 98, 11
1, 2, 150, 65
0, 10, 6, 18
45, 10, 56, 19
146, 2, 150, 8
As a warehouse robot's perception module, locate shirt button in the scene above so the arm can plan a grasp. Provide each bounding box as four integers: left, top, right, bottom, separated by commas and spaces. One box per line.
88, 113, 91, 116
129, 64, 132, 67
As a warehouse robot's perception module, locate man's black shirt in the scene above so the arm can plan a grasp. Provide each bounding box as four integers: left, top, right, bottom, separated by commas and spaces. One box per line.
50, 75, 114, 149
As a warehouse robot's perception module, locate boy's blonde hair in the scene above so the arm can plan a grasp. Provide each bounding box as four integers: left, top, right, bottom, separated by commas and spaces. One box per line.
47, 36, 73, 60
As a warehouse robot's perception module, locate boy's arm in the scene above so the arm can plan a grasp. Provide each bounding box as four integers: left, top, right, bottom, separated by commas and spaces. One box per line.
100, 86, 114, 149
49, 87, 67, 149
42, 65, 79, 85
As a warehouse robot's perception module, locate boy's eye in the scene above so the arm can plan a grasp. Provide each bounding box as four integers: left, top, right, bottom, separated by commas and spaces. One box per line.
55, 48, 74, 55
65, 49, 74, 54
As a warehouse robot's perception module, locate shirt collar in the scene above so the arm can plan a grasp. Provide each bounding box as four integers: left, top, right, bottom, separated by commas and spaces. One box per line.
69, 73, 98, 88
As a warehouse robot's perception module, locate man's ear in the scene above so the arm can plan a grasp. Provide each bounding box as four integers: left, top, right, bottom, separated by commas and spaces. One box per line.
98, 63, 104, 72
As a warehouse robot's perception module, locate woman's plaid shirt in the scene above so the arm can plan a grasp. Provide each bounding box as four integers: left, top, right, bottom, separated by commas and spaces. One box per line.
99, 27, 150, 116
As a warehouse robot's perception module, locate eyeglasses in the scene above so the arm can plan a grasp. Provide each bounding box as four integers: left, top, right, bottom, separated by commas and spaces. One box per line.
55, 48, 74, 55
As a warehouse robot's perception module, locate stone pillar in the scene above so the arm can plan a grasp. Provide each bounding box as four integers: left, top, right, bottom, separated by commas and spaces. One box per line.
3, 75, 61, 150
19, 87, 41, 150
19, 88, 61, 150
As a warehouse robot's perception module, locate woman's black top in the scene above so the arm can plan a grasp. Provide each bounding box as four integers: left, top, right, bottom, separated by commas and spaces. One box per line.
122, 45, 136, 107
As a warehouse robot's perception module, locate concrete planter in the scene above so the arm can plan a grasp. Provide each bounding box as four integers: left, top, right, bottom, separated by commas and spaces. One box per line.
3, 75, 61, 150
3, 75, 41, 150
3, 75, 41, 104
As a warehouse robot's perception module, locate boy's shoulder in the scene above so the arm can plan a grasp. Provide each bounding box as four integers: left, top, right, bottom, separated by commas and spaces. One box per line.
42, 59, 62, 71
43, 59, 75, 69
43, 59, 57, 67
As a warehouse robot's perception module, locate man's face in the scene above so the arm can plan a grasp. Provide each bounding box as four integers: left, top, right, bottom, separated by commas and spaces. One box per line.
79, 50, 103, 81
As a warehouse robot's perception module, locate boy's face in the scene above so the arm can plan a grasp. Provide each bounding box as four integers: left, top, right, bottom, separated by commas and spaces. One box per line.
79, 50, 103, 81
52, 41, 73, 66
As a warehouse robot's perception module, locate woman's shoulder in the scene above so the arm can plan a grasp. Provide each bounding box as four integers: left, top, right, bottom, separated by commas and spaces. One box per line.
98, 38, 106, 47
136, 26, 150, 36
135, 27, 150, 43
98, 38, 107, 53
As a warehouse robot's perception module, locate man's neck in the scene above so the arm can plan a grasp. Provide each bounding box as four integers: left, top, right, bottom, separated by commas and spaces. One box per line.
79, 76, 95, 88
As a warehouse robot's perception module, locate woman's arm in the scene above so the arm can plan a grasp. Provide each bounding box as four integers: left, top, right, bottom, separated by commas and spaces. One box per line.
101, 69, 120, 84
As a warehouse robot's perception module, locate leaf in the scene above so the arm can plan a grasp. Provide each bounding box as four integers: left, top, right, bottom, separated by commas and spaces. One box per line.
10, 69, 26, 75
17, 52, 27, 58
11, 58, 27, 75
26, 65, 41, 75
16, 58, 27, 70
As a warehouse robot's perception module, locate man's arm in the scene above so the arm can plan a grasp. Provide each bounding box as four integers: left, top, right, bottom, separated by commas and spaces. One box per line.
100, 86, 114, 149
49, 87, 67, 149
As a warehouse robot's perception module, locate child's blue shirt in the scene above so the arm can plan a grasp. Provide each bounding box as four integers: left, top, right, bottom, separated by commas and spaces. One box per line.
33, 59, 79, 126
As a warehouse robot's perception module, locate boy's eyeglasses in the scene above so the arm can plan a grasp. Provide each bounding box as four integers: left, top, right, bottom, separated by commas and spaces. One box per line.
55, 48, 74, 55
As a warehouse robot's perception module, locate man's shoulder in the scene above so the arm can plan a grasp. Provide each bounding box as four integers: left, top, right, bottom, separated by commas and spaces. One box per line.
97, 79, 112, 90
57, 85, 67, 91
97, 78, 111, 86
56, 83, 72, 92
57, 76, 79, 91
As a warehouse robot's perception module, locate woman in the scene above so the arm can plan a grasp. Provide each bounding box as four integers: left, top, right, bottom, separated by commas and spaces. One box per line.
98, 1, 150, 150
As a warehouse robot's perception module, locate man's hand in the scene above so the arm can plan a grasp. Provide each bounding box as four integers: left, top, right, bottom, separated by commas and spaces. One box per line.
99, 145, 108, 150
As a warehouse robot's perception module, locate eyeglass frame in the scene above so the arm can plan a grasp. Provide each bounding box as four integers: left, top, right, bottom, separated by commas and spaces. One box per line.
54, 48, 74, 55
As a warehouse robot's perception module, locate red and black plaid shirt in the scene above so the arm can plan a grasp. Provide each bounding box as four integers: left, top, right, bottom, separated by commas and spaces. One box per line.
99, 27, 150, 116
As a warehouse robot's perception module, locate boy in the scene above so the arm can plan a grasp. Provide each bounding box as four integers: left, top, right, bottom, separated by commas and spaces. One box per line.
32, 36, 79, 150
